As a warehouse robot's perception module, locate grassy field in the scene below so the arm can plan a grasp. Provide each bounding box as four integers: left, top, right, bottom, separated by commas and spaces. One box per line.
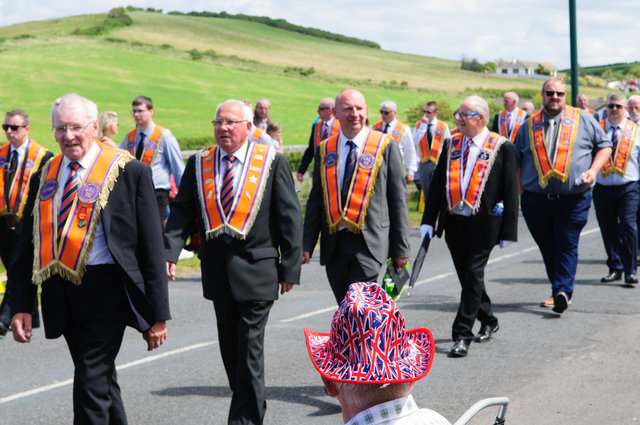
0, 9, 609, 153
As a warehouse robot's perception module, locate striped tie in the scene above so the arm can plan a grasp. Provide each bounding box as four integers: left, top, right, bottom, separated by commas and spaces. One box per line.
341, 141, 357, 207
220, 155, 236, 217
321, 122, 329, 140
58, 161, 80, 242
462, 138, 472, 173
612, 126, 620, 151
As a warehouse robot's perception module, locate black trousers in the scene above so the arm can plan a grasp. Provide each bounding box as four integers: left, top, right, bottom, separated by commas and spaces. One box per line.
325, 231, 381, 304
60, 265, 130, 425
155, 189, 170, 223
444, 215, 498, 342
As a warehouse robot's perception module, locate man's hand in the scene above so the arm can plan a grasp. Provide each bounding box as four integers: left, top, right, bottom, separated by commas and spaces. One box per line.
405, 174, 414, 184
280, 282, 294, 295
302, 251, 311, 264
392, 257, 409, 269
581, 169, 597, 186
11, 313, 32, 343
297, 173, 304, 183
166, 262, 176, 281
143, 320, 167, 351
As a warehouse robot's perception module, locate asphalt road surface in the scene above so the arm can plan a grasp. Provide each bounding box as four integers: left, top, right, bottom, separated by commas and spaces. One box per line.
1, 208, 639, 424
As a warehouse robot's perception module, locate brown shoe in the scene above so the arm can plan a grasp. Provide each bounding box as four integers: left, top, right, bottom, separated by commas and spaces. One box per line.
540, 296, 554, 308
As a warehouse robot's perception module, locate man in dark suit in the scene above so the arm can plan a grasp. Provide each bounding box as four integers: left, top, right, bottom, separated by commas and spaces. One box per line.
491, 91, 526, 143
164, 99, 302, 425
297, 97, 339, 182
422, 95, 518, 358
302, 88, 410, 304
0, 109, 53, 335
11, 93, 170, 424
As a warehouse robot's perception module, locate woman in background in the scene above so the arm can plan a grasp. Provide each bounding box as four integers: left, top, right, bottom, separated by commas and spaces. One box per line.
98, 111, 119, 149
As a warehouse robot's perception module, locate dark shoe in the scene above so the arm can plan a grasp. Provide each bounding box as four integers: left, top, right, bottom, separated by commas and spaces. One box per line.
448, 339, 470, 357
540, 296, 554, 308
552, 292, 569, 314
474, 323, 499, 343
625, 274, 638, 284
601, 270, 622, 283
0, 321, 8, 337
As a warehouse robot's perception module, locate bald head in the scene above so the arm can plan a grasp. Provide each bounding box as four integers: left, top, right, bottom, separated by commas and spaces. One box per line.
318, 97, 335, 121
335, 89, 367, 139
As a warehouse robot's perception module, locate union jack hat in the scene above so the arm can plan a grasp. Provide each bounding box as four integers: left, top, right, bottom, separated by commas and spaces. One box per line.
304, 282, 435, 383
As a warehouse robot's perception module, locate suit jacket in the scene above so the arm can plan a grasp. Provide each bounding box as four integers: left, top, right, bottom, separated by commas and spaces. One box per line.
303, 132, 410, 265
10, 156, 170, 338
422, 135, 518, 248
298, 120, 321, 176
164, 146, 302, 303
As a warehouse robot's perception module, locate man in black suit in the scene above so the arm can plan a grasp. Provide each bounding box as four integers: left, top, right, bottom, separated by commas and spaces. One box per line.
0, 109, 53, 335
302, 88, 410, 304
164, 99, 302, 425
422, 95, 518, 358
491, 91, 526, 143
11, 93, 170, 424
297, 97, 339, 182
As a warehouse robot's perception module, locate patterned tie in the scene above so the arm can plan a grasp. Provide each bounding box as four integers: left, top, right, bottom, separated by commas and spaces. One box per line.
58, 161, 80, 242
321, 122, 329, 140
383, 123, 390, 134
220, 155, 236, 217
611, 126, 620, 152
341, 141, 357, 207
135, 132, 145, 160
506, 113, 512, 137
462, 138, 473, 173
545, 119, 556, 158
426, 123, 433, 149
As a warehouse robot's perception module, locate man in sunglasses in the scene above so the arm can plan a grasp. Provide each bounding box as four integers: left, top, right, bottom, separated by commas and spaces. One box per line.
592, 93, 640, 285
373, 100, 418, 184
0, 110, 53, 336
297, 97, 340, 182
515, 77, 612, 314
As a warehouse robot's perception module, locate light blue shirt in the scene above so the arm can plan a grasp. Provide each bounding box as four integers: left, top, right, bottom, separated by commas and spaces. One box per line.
120, 121, 185, 190
58, 142, 114, 265
596, 118, 640, 185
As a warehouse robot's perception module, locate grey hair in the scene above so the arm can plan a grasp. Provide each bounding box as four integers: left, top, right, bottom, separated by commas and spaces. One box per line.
505, 91, 519, 103
380, 100, 397, 112
607, 92, 627, 105
52, 93, 98, 123
462, 95, 490, 126
215, 99, 253, 121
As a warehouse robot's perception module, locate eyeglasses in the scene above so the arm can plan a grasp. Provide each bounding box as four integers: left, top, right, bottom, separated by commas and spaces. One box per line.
453, 111, 480, 120
544, 91, 565, 97
52, 122, 93, 136
607, 103, 625, 110
211, 120, 248, 129
130, 109, 150, 115
318, 107, 330, 111
380, 110, 393, 115
2, 124, 26, 131
423, 109, 436, 115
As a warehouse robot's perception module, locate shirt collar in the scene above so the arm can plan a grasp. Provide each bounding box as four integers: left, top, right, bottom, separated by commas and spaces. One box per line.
63, 141, 99, 170
468, 127, 489, 147
339, 127, 368, 150
220, 140, 249, 165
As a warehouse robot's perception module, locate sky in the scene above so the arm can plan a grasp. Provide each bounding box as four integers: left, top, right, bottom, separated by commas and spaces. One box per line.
0, 0, 638, 69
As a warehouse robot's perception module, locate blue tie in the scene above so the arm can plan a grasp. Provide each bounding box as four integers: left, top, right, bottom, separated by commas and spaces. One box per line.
220, 155, 236, 217
462, 138, 472, 173
342, 141, 357, 207
611, 126, 619, 152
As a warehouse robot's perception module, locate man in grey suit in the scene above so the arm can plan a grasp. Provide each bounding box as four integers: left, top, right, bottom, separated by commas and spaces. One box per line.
302, 88, 410, 303
164, 100, 302, 425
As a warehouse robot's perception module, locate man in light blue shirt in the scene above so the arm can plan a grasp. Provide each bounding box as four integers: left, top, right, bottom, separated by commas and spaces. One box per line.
120, 96, 184, 223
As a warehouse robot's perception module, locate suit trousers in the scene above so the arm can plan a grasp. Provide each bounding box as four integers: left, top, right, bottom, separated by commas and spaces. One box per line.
593, 182, 639, 275
417, 161, 437, 204
444, 214, 498, 341
325, 230, 382, 304
60, 265, 129, 425
521, 191, 591, 299
213, 296, 274, 425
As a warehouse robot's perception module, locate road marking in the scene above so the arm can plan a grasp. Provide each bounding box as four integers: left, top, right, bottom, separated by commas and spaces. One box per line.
280, 305, 336, 323
0, 341, 216, 404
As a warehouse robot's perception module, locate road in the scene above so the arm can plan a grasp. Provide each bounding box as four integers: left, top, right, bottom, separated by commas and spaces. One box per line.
1, 208, 640, 424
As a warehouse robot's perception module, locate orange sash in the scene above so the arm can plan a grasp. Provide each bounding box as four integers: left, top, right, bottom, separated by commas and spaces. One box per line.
528, 106, 581, 187
321, 129, 389, 234
374, 120, 406, 144
499, 108, 525, 143
416, 120, 446, 163
446, 132, 504, 213
599, 119, 638, 177
196, 143, 274, 240
126, 125, 165, 166
250, 127, 263, 143
314, 119, 341, 147
33, 142, 130, 285
451, 127, 460, 137
0, 141, 48, 220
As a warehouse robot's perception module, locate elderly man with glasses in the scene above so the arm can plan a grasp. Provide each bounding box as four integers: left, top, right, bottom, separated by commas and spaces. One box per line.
120, 95, 184, 225
514, 77, 612, 314
421, 95, 518, 358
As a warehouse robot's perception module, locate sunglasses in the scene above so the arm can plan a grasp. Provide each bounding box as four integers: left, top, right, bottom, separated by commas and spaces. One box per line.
380, 110, 393, 115
544, 91, 565, 97
607, 103, 624, 110
2, 124, 26, 131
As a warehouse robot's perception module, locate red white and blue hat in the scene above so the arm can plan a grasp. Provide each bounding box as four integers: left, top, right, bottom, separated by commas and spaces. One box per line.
304, 282, 435, 384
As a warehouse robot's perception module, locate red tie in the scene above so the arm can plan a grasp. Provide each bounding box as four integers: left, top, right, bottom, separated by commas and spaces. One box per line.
462, 138, 472, 173
58, 161, 80, 242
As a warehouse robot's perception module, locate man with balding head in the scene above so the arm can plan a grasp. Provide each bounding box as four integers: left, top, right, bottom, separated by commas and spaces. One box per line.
515, 77, 611, 314
164, 99, 302, 424
253, 98, 271, 131
628, 95, 640, 124
303, 89, 410, 303
522, 101, 536, 117
374, 100, 418, 183
576, 93, 595, 116
422, 95, 518, 357
297, 97, 340, 182
491, 91, 525, 143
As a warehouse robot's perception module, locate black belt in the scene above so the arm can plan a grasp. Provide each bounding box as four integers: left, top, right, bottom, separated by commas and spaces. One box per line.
155, 188, 170, 193
595, 181, 637, 189
524, 191, 586, 200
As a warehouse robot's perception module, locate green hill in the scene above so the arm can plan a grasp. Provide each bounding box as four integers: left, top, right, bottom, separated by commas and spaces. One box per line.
0, 8, 607, 152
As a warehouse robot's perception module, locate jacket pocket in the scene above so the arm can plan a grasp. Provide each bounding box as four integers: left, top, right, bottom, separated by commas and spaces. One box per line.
249, 247, 279, 260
